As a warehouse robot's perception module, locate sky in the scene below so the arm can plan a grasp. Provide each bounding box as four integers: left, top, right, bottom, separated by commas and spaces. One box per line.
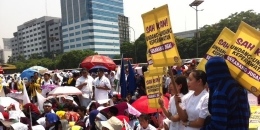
1, 0, 260, 47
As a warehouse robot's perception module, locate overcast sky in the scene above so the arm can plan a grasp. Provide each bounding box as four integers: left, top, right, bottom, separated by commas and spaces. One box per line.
1, 0, 260, 48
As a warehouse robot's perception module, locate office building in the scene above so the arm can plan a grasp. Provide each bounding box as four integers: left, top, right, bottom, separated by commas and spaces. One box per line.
174, 29, 197, 39
118, 15, 130, 44
10, 16, 63, 59
0, 38, 12, 63
60, 0, 123, 58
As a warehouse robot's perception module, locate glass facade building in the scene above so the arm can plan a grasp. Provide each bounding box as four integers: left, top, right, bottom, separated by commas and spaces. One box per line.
60, 0, 123, 58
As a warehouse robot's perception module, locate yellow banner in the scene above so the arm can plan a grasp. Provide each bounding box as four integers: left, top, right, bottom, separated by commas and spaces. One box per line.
249, 106, 260, 129
142, 4, 181, 67
144, 71, 163, 108
224, 21, 260, 96
147, 50, 167, 76
197, 27, 235, 72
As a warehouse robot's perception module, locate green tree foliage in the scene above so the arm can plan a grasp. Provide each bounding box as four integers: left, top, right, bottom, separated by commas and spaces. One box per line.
8, 49, 97, 72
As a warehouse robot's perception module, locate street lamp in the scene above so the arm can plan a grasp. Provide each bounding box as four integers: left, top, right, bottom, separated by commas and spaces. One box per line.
189, 0, 204, 58
126, 26, 137, 63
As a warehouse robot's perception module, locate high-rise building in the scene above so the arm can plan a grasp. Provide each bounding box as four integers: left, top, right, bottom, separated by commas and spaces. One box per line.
0, 38, 12, 63
118, 15, 130, 44
60, 0, 123, 58
10, 16, 63, 59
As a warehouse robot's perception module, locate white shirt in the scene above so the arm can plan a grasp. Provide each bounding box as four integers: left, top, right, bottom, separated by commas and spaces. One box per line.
165, 77, 171, 88
41, 79, 53, 86
136, 124, 157, 130
183, 89, 209, 130
76, 76, 94, 99
94, 76, 111, 101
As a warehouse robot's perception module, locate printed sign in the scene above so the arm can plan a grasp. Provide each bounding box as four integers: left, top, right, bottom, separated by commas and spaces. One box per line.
224, 21, 260, 96
142, 4, 181, 67
144, 71, 163, 108
197, 27, 235, 71
147, 50, 167, 76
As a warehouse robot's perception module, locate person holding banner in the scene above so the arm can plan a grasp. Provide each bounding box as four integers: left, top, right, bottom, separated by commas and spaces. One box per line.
201, 56, 250, 130
174, 70, 209, 130
158, 75, 189, 130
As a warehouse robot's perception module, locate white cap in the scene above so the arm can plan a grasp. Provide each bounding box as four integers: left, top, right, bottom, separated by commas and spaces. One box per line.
97, 99, 110, 104
65, 96, 74, 101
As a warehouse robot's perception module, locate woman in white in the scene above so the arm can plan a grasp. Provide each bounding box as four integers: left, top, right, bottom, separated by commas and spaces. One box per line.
159, 75, 190, 130
53, 73, 63, 86
175, 70, 209, 130
109, 71, 116, 92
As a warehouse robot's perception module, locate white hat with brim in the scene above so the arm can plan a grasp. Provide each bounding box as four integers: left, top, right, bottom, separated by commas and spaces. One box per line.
65, 96, 74, 101
0, 120, 15, 128
10, 122, 28, 130
97, 99, 110, 104
95, 116, 123, 130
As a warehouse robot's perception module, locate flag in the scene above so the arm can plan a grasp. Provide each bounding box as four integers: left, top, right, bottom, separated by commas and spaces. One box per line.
127, 60, 136, 95
0, 84, 5, 97
36, 90, 46, 112
22, 81, 30, 105
120, 55, 127, 99
124, 119, 133, 130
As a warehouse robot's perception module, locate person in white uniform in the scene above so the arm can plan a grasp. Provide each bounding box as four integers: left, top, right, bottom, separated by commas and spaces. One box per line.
175, 70, 209, 130
76, 68, 94, 107
94, 68, 111, 101
159, 76, 191, 130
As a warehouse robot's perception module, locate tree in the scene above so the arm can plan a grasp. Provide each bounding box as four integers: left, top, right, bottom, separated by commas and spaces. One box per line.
113, 55, 121, 59
57, 49, 96, 69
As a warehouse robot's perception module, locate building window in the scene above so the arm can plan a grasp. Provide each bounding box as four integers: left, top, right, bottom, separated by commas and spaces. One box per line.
70, 39, 75, 42
75, 25, 80, 29
50, 29, 53, 31
51, 45, 54, 47
41, 25, 45, 28
69, 27, 74, 30
75, 31, 80, 35
76, 44, 81, 47
64, 46, 69, 49
76, 38, 81, 41
55, 33, 59, 36
70, 45, 75, 48
69, 33, 74, 36
56, 44, 59, 46
50, 34, 54, 36
43, 46, 46, 49
42, 31, 45, 33
62, 29, 68, 32
55, 27, 58, 30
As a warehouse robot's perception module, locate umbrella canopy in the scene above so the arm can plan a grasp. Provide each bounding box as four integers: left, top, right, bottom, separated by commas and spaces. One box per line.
0, 97, 19, 107
89, 66, 109, 73
101, 102, 141, 116
131, 96, 169, 114
48, 86, 82, 96
29, 66, 48, 75
80, 55, 116, 70
20, 69, 38, 80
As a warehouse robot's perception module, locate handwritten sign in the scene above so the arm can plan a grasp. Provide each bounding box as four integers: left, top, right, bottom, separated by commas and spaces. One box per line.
224, 21, 260, 96
142, 4, 181, 67
197, 27, 235, 71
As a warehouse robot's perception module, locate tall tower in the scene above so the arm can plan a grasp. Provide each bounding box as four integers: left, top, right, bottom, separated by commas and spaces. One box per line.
60, 0, 124, 58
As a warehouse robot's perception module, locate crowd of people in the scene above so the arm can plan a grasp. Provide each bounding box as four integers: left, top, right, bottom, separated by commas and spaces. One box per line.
0, 56, 251, 130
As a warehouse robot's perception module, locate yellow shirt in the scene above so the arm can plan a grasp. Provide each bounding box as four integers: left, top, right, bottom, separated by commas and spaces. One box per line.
29, 78, 42, 97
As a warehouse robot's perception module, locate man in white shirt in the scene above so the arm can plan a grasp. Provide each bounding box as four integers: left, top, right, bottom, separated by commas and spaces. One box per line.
94, 68, 111, 101
76, 68, 94, 107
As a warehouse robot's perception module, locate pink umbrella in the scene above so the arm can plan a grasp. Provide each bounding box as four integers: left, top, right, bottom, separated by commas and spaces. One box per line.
41, 84, 58, 92
101, 102, 141, 116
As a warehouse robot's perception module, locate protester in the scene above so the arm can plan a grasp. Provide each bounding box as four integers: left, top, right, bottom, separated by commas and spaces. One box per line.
45, 113, 60, 130
94, 68, 111, 101
159, 75, 190, 130
29, 72, 42, 103
201, 56, 250, 129
76, 68, 94, 107
136, 114, 156, 130
175, 70, 209, 130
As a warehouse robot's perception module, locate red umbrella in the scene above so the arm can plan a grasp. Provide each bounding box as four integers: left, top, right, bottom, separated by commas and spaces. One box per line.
80, 55, 117, 70
132, 96, 169, 114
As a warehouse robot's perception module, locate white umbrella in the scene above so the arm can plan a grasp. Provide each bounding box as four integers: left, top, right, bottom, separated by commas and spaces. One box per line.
48, 86, 82, 96
29, 66, 48, 75
0, 97, 19, 107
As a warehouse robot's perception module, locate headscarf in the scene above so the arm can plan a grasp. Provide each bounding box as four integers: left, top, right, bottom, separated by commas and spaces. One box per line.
23, 103, 40, 115
89, 110, 99, 126
45, 113, 60, 124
